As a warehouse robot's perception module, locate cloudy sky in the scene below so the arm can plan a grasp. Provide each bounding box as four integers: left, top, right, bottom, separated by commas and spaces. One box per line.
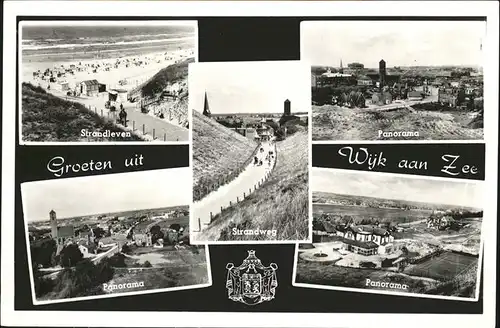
21, 168, 190, 221
302, 20, 486, 68
312, 168, 483, 209
189, 61, 311, 114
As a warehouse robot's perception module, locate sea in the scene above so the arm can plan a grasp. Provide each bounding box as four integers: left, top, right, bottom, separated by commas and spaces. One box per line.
21, 25, 196, 64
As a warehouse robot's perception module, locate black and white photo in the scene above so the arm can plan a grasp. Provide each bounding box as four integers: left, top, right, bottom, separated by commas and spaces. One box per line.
189, 61, 312, 243
303, 20, 486, 141
20, 21, 196, 144
21, 168, 211, 304
294, 168, 484, 300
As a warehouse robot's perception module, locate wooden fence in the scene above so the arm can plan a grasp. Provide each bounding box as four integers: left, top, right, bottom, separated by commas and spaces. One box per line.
86, 105, 179, 142
192, 144, 263, 202
193, 143, 277, 232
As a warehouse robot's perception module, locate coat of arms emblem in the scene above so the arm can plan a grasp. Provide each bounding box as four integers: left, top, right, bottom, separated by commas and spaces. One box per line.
225, 250, 278, 305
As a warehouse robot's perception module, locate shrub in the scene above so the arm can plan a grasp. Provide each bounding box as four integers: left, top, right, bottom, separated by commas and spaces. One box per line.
360, 261, 377, 269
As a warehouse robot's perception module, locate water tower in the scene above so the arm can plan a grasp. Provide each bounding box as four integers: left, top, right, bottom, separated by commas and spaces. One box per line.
379, 59, 386, 91
284, 99, 291, 116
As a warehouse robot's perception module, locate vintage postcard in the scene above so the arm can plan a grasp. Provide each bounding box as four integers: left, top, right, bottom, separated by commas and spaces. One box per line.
293, 168, 483, 301
21, 168, 211, 305
189, 61, 312, 244
303, 20, 486, 141
19, 20, 197, 144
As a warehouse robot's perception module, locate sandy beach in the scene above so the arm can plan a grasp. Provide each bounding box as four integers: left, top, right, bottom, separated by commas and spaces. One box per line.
22, 48, 193, 92
22, 46, 193, 141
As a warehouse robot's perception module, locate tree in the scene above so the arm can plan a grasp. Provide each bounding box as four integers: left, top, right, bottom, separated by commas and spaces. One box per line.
93, 227, 106, 239
150, 224, 161, 235
312, 220, 326, 231
169, 223, 181, 232
143, 261, 152, 268
348, 62, 364, 69
31, 239, 57, 268
121, 244, 132, 254
59, 244, 83, 267
103, 253, 127, 268
53, 259, 113, 298
150, 224, 165, 244
32, 265, 55, 297
94, 260, 115, 284
457, 88, 466, 105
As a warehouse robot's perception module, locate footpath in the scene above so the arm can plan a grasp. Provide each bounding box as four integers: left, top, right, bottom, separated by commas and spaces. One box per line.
192, 141, 277, 239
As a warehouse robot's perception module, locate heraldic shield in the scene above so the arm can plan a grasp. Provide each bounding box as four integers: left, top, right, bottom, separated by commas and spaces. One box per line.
225, 250, 278, 305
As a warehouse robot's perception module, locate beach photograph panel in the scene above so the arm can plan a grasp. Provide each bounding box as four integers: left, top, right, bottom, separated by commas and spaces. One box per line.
21, 168, 210, 305
303, 20, 485, 141
189, 61, 311, 243
20, 21, 196, 143
294, 168, 483, 300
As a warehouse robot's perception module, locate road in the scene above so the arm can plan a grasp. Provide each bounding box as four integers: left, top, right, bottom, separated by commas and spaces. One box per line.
42, 244, 119, 279
123, 103, 188, 141
367, 98, 436, 112
50, 89, 188, 142
192, 142, 276, 237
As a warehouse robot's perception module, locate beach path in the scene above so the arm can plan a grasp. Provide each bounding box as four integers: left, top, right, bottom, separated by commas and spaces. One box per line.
192, 141, 276, 239
124, 102, 188, 141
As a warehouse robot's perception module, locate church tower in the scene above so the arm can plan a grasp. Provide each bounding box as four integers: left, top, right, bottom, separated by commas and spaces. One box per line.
202, 91, 211, 117
379, 59, 386, 91
339, 59, 344, 74
50, 209, 58, 239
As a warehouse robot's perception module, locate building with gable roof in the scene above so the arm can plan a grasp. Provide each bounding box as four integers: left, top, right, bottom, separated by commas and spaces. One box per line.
336, 224, 397, 256
78, 79, 100, 96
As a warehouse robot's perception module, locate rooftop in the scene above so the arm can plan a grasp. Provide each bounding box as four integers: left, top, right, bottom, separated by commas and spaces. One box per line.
342, 238, 379, 249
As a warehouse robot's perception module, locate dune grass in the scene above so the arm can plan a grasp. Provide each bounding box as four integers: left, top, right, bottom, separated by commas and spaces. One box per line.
200, 129, 309, 241
193, 111, 258, 201
21, 82, 143, 142
129, 57, 194, 99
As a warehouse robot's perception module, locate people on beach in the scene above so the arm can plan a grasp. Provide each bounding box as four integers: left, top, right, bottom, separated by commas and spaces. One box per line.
119, 108, 128, 127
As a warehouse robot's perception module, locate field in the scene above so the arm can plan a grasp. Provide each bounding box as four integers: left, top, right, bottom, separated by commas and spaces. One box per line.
295, 253, 479, 298
107, 262, 209, 293
201, 130, 309, 241
314, 204, 432, 224
313, 192, 479, 213
134, 215, 189, 233
21, 83, 143, 142
403, 252, 478, 281
125, 246, 206, 266
312, 105, 484, 141
193, 110, 258, 200
294, 257, 435, 293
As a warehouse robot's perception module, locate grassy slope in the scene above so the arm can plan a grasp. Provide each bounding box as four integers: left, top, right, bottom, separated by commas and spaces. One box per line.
21, 83, 143, 142
294, 257, 435, 293
295, 255, 478, 298
424, 261, 478, 298
193, 111, 257, 194
128, 58, 194, 128
201, 129, 309, 241
129, 57, 194, 99
312, 105, 483, 141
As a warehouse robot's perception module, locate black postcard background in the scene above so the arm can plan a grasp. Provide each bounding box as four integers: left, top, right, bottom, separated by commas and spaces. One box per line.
14, 16, 486, 313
